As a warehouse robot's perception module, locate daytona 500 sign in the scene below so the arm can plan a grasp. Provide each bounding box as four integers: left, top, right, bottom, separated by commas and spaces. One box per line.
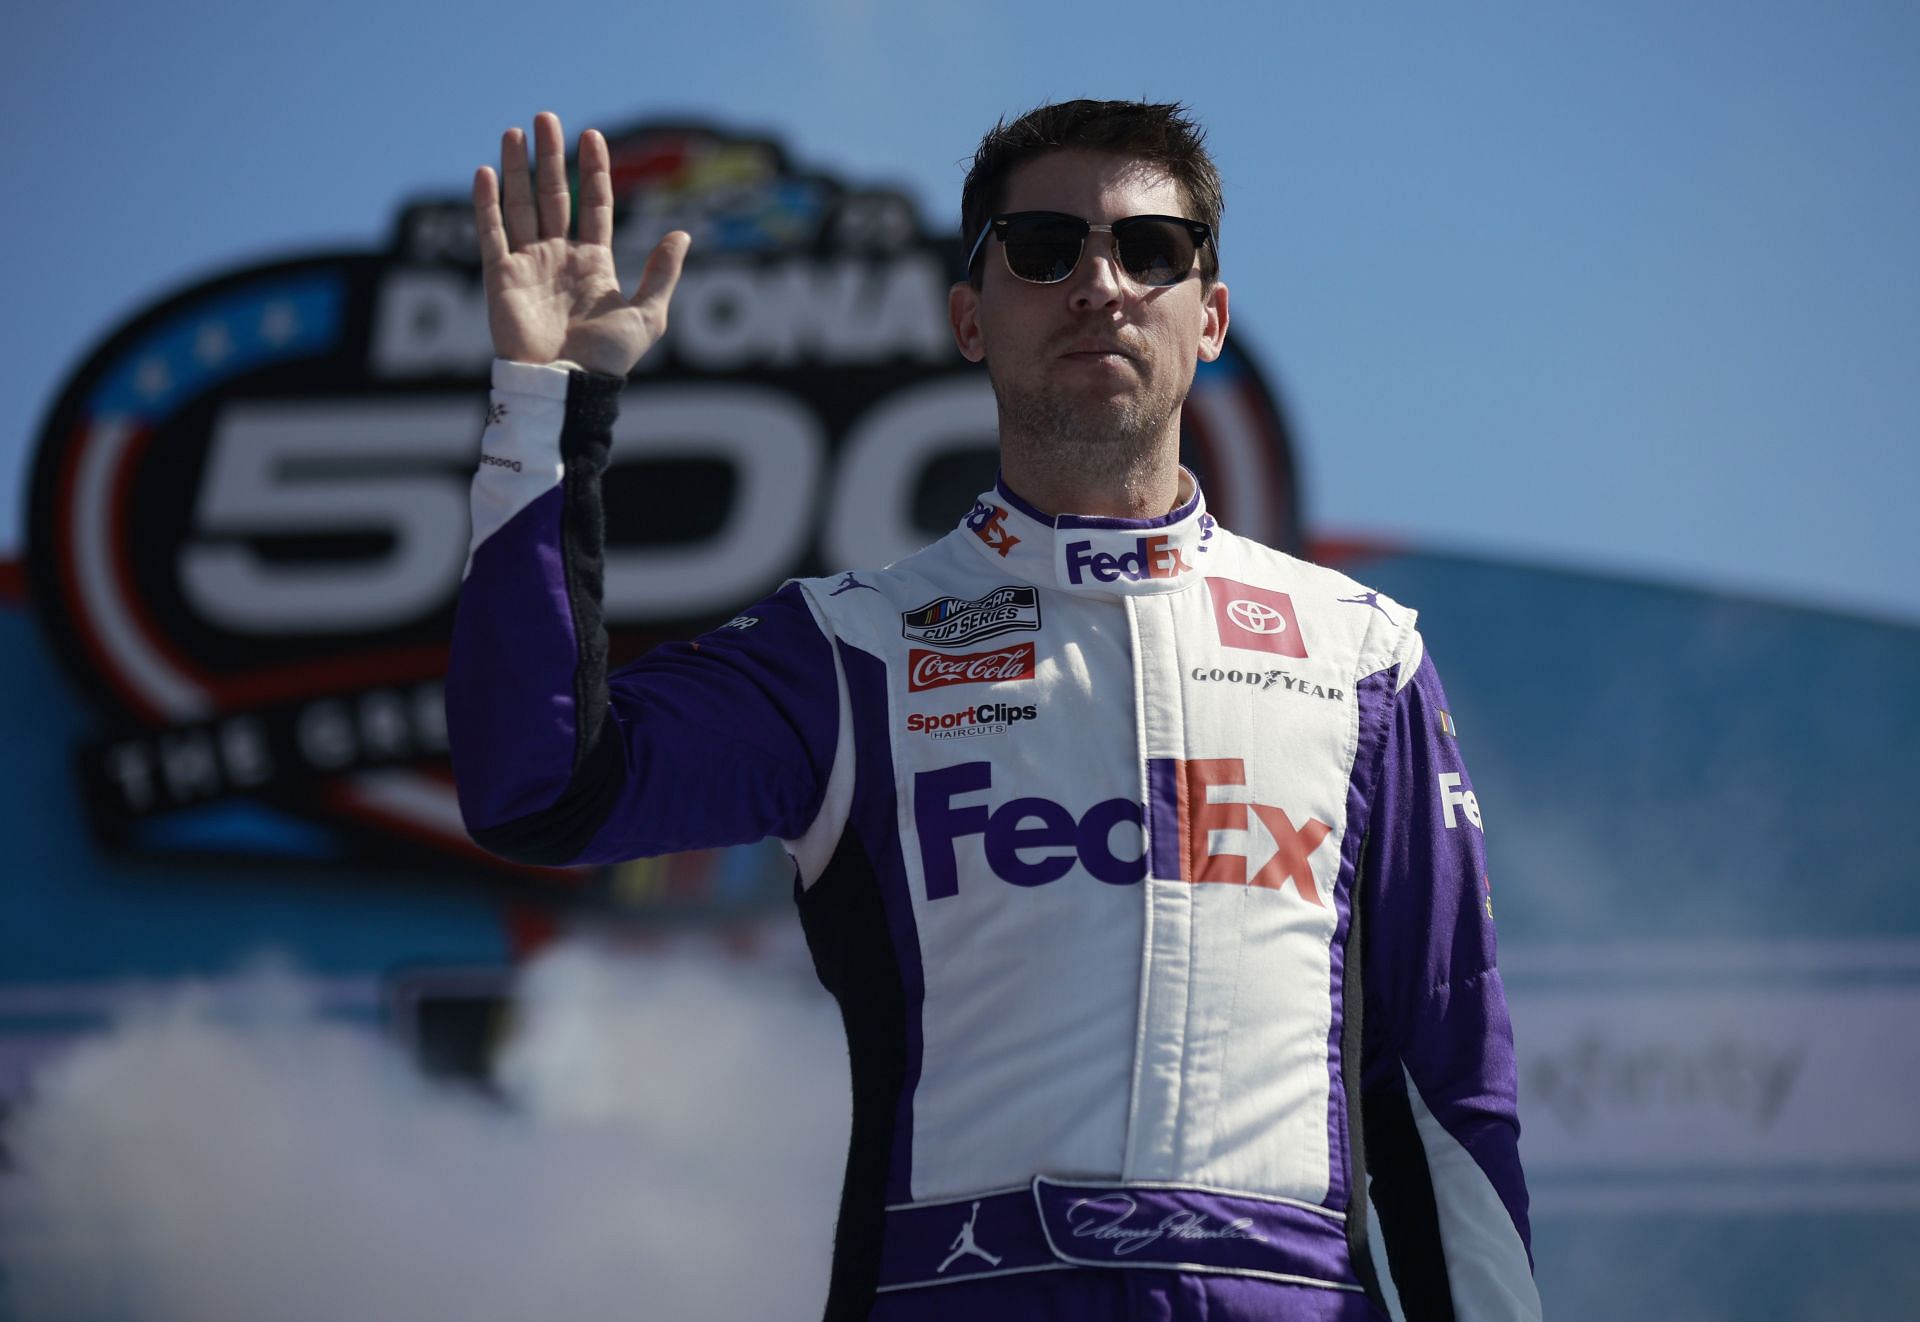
25, 121, 1300, 886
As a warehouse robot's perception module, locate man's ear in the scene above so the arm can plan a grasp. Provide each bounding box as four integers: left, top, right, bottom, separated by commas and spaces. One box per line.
949, 281, 986, 363
1196, 279, 1229, 363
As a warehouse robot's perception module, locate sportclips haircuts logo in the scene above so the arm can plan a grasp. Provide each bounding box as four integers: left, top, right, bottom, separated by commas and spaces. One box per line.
25, 120, 1300, 884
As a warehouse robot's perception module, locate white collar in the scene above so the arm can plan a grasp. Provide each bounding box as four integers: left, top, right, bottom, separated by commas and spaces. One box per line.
956, 469, 1218, 596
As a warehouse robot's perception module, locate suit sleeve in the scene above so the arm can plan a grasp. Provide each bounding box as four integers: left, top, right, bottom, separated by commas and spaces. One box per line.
1358, 641, 1540, 1321
445, 359, 841, 867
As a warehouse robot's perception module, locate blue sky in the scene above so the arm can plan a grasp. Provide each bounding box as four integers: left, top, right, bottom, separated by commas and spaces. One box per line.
5, 0, 1915, 620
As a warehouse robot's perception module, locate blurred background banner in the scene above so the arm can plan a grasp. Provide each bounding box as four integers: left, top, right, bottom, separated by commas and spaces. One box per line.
5, 5, 1919, 1318
19, 118, 1299, 886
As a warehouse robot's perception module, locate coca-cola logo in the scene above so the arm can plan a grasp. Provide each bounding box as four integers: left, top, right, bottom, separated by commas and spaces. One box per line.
907, 643, 1036, 692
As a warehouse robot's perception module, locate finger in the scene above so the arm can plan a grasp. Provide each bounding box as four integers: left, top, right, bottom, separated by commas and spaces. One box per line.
500, 127, 536, 251
631, 230, 692, 319
472, 167, 511, 269
533, 111, 570, 241
576, 129, 615, 249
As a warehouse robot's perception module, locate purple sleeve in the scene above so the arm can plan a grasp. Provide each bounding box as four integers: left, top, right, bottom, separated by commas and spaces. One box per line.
1359, 648, 1538, 1317
446, 367, 839, 867
578, 588, 840, 862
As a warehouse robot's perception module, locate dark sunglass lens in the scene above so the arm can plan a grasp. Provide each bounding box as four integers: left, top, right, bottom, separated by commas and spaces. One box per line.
1116, 220, 1196, 286
1003, 217, 1086, 283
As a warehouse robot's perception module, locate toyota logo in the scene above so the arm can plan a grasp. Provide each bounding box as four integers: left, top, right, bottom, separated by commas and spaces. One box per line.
1226, 599, 1288, 635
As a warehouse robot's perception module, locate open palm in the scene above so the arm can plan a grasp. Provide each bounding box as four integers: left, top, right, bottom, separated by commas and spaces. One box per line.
473, 112, 689, 377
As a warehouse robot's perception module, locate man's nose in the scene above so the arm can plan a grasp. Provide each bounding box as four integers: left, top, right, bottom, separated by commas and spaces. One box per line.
1067, 232, 1126, 310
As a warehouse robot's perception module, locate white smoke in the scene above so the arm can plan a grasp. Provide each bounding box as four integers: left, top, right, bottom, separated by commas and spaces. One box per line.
0, 939, 850, 1322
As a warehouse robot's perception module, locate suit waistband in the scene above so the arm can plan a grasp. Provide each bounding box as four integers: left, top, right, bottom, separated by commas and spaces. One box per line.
877, 1177, 1363, 1294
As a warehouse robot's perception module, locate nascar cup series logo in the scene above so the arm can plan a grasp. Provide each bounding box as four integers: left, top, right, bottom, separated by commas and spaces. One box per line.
901, 586, 1041, 648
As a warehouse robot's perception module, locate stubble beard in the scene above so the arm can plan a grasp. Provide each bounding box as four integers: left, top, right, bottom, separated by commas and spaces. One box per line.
989, 361, 1188, 499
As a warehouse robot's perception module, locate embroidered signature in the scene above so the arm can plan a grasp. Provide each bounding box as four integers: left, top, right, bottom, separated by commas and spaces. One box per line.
1064, 1196, 1265, 1256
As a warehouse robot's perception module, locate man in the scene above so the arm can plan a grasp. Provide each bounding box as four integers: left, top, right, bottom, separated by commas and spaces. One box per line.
448, 101, 1540, 1321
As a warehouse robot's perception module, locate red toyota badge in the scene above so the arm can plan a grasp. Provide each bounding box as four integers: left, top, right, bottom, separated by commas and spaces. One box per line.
1205, 579, 1308, 658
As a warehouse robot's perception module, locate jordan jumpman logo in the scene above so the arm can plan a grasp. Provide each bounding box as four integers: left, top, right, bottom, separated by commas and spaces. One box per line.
938, 1201, 1003, 1272
831, 572, 879, 596
1337, 590, 1394, 624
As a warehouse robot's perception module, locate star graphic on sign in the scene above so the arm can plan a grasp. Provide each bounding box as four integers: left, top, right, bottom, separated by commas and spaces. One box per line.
193, 321, 234, 365
134, 356, 172, 399
260, 301, 300, 344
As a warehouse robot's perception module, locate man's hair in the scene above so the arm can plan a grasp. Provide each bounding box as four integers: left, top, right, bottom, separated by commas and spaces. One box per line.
960, 99, 1223, 288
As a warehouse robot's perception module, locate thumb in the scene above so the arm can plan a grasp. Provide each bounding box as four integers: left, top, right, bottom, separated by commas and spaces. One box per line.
632, 230, 692, 315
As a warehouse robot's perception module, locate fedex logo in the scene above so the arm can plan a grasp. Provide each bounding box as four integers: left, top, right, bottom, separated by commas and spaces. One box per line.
1439, 772, 1483, 831
914, 758, 1331, 905
1152, 758, 1330, 906
915, 762, 1142, 896
1064, 534, 1192, 585
965, 501, 1022, 558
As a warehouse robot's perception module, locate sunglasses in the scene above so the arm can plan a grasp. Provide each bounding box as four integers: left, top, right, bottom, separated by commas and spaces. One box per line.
966, 211, 1214, 288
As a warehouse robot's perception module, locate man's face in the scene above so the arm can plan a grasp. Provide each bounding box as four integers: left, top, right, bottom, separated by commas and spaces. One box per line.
949, 149, 1229, 453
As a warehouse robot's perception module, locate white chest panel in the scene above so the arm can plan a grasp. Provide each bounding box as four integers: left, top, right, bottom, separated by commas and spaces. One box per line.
800, 496, 1409, 1204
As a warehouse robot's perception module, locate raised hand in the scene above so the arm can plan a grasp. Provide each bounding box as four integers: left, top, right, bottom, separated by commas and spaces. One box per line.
473, 112, 690, 377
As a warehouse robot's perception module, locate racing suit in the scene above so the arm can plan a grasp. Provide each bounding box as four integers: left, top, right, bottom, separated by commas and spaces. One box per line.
448, 360, 1541, 1321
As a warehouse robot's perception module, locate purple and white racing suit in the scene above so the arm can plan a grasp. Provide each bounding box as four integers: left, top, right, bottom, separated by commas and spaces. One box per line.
448, 361, 1542, 1321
